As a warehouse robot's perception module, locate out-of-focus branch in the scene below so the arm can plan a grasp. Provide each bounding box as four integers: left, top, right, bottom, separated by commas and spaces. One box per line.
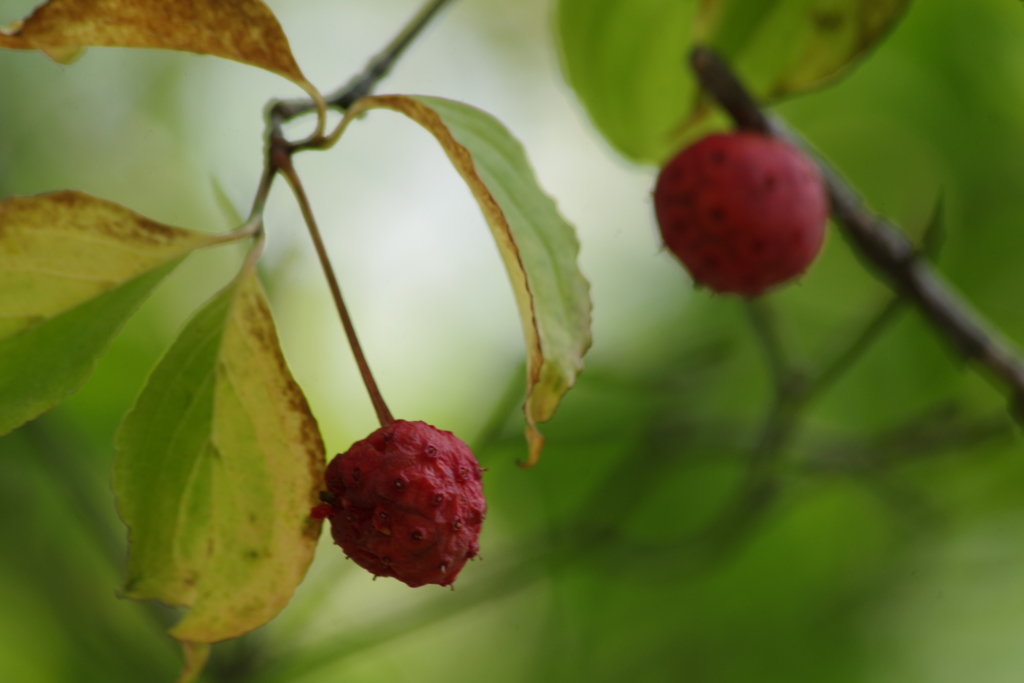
809, 295, 902, 397
743, 299, 796, 398
690, 45, 1024, 423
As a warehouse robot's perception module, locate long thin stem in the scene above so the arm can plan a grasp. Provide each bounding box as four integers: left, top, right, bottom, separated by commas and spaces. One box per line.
276, 156, 394, 428
251, 0, 457, 430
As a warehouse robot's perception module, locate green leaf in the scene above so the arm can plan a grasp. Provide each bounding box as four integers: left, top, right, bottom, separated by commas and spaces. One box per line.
556, 0, 910, 164
0, 191, 225, 436
114, 263, 325, 644
336, 95, 593, 467
557, 0, 703, 164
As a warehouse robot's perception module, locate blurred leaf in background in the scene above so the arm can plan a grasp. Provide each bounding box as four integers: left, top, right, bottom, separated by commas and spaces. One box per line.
556, 0, 911, 163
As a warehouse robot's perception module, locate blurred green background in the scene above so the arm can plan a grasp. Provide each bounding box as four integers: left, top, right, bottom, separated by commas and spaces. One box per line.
3, 0, 1024, 681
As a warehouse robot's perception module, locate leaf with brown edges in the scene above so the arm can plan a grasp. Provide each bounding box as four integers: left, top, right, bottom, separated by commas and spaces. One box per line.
333, 95, 593, 467
0, 191, 229, 436
0, 0, 314, 91
114, 262, 325, 649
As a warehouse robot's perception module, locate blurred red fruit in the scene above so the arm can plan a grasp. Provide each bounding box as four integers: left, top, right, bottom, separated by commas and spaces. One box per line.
653, 132, 828, 296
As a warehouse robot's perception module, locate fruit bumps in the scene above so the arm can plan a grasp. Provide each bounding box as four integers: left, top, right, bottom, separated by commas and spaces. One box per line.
653, 132, 829, 297
313, 420, 486, 588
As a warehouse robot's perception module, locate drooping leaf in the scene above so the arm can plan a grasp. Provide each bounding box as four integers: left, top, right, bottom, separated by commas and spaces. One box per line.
556, 0, 911, 164
114, 262, 325, 644
0, 0, 315, 93
0, 191, 226, 436
336, 95, 593, 467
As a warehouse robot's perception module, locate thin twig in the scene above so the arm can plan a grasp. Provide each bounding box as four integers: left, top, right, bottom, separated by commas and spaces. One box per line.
808, 296, 902, 398
807, 405, 1014, 474
246, 158, 278, 225
249, 554, 542, 683
807, 194, 944, 398
690, 45, 1024, 423
273, 0, 454, 124
743, 298, 793, 398
737, 297, 805, 516
699, 303, 807, 562
275, 152, 394, 428
328, 0, 454, 109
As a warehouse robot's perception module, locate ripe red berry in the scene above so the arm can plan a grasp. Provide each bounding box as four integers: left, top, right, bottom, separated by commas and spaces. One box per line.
653, 132, 828, 297
313, 420, 486, 588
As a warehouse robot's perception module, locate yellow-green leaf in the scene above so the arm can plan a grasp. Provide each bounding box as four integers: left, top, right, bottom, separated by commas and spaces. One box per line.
114, 262, 325, 643
0, 0, 314, 90
0, 191, 224, 435
698, 0, 912, 99
336, 95, 593, 467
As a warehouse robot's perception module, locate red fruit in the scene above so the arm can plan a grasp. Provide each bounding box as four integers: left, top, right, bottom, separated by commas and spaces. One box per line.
653, 132, 828, 297
314, 420, 486, 588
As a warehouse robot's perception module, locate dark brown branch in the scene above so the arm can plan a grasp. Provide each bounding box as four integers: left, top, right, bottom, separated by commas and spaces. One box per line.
328, 0, 454, 110
689, 47, 771, 135
272, 0, 454, 123
690, 45, 1024, 422
807, 196, 943, 398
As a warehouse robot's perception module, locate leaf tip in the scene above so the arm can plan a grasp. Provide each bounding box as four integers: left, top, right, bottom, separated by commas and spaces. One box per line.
518, 424, 544, 469
42, 44, 84, 64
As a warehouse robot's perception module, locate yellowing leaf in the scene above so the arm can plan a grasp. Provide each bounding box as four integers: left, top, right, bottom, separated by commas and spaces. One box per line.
336, 96, 593, 466
114, 263, 325, 643
0, 191, 226, 435
0, 0, 312, 89
697, 0, 912, 99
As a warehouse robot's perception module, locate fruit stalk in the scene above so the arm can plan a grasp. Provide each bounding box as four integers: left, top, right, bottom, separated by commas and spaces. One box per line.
277, 155, 395, 428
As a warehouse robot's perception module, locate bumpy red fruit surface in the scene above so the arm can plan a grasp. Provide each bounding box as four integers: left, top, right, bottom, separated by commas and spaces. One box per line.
653, 132, 828, 297
315, 420, 486, 588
